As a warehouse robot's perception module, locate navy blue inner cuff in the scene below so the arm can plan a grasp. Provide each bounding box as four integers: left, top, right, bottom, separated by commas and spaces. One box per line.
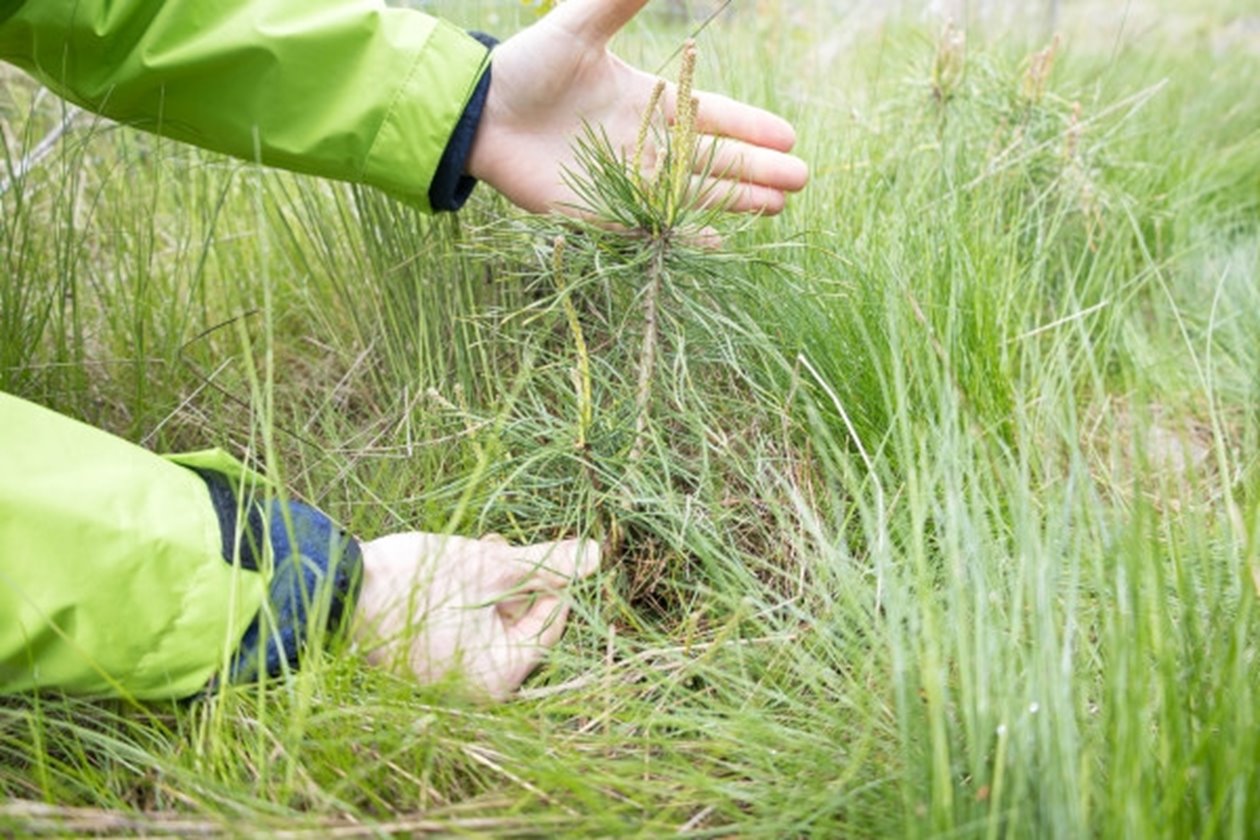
191, 468, 363, 687
428, 30, 499, 212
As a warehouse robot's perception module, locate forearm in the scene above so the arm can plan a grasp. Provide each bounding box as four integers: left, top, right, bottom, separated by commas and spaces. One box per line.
0, 394, 268, 699
0, 0, 490, 211
0, 392, 362, 699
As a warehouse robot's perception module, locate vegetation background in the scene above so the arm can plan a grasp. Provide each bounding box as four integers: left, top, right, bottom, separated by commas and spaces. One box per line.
2, 0, 1259, 835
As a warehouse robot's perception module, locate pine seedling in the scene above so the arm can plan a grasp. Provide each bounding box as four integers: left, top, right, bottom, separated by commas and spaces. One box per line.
490, 38, 762, 558
563, 39, 726, 237
559, 39, 727, 469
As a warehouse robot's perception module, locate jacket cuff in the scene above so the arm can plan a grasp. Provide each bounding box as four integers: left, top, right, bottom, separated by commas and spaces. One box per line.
428, 31, 498, 212
361, 19, 490, 212
192, 468, 362, 685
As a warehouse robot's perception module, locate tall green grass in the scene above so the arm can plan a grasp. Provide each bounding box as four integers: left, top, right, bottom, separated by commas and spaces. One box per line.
3, 1, 1259, 835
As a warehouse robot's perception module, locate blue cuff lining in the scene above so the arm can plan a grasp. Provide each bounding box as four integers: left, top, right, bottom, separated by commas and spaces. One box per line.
428, 31, 498, 212
191, 469, 362, 686
194, 468, 265, 571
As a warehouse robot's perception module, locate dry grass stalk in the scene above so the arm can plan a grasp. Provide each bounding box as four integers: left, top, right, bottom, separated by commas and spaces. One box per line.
550, 235, 593, 448
1022, 33, 1062, 104
931, 21, 966, 102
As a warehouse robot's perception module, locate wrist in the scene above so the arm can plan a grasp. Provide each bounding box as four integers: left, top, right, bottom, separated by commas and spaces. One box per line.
464, 77, 500, 187
428, 31, 499, 212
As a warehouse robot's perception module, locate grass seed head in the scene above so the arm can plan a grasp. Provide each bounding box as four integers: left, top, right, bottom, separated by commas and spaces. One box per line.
633, 78, 668, 189
1063, 99, 1083, 160
931, 21, 966, 103
1022, 34, 1062, 105
669, 40, 701, 217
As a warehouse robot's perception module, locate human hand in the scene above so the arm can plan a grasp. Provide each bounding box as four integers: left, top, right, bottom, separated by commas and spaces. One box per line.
466, 0, 808, 216
352, 533, 600, 700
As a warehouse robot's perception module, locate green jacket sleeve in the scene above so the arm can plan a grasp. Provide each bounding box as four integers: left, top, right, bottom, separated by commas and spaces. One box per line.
0, 0, 491, 212
0, 391, 364, 700
0, 392, 267, 700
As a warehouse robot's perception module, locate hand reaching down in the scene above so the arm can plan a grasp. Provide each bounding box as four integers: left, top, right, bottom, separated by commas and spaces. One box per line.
352, 533, 600, 701
467, 0, 809, 216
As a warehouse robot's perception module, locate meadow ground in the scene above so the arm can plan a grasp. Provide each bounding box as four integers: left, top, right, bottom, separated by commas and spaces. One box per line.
2, 0, 1259, 835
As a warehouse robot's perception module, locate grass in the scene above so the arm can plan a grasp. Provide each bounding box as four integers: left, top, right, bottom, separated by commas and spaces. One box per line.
3, 0, 1260, 834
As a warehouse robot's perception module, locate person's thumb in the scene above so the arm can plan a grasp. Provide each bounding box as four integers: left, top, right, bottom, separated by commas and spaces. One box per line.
467, 597, 572, 700
492, 538, 601, 594
505, 595, 571, 648
547, 0, 651, 46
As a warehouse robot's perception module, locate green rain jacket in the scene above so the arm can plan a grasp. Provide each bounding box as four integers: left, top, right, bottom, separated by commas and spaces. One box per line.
0, 394, 269, 699
0, 0, 491, 698
0, 0, 491, 210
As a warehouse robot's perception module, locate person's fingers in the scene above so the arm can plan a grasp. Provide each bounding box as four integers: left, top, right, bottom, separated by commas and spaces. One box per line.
354, 532, 591, 700
492, 538, 602, 592
692, 137, 809, 193
689, 176, 789, 215
496, 594, 530, 624
506, 594, 571, 648
548, 0, 651, 45
466, 598, 571, 701
661, 88, 798, 153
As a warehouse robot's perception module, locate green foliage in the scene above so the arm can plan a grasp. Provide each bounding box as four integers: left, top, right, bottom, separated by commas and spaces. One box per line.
3, 2, 1260, 835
